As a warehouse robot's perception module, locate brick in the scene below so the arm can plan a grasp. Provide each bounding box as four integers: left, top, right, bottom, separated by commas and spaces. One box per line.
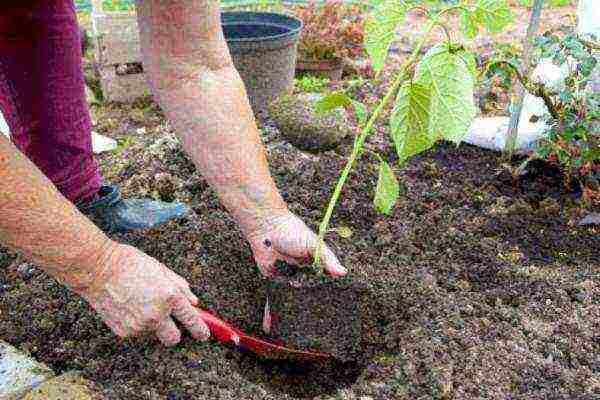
0, 341, 54, 400
21, 371, 105, 400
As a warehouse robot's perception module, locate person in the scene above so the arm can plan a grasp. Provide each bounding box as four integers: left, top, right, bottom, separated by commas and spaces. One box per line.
0, 0, 347, 347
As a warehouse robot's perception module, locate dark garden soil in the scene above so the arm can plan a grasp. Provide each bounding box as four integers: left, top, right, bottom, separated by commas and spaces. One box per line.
2, 4, 599, 400
1, 95, 599, 399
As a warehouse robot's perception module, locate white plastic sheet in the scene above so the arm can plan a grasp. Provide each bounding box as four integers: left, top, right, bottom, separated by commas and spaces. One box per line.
466, 0, 599, 154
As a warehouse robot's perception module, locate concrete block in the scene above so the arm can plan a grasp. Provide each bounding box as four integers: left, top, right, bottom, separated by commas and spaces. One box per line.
21, 371, 105, 400
92, 12, 141, 66
0, 341, 54, 400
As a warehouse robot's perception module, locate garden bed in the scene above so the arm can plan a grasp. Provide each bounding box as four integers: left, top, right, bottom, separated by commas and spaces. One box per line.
0, 93, 598, 399
2, 3, 599, 399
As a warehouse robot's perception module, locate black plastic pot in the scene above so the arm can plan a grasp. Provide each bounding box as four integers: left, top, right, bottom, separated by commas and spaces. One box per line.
221, 11, 302, 119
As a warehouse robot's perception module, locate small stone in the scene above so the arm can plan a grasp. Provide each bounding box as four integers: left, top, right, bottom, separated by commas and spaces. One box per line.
21, 371, 104, 400
456, 279, 472, 291
91, 131, 117, 154
0, 341, 55, 399
461, 304, 475, 316
267, 93, 352, 152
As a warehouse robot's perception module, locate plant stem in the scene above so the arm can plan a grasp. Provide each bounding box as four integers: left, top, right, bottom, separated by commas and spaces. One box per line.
314, 17, 438, 266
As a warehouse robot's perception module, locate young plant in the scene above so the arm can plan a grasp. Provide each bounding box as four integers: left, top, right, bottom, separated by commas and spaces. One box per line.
489, 30, 599, 188
312, 0, 513, 265
294, 0, 366, 62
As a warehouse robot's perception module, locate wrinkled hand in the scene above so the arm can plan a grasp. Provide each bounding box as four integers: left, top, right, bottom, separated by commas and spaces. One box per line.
247, 212, 347, 278
77, 243, 210, 346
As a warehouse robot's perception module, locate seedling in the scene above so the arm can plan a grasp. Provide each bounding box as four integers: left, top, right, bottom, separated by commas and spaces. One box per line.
312, 0, 514, 264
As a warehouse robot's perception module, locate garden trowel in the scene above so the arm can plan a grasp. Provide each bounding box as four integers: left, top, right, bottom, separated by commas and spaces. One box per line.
195, 308, 332, 362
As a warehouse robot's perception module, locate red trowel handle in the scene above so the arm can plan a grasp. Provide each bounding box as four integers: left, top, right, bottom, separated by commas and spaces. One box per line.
195, 308, 332, 361
196, 309, 241, 345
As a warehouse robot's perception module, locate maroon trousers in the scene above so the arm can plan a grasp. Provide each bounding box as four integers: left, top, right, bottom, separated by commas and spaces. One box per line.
0, 0, 101, 203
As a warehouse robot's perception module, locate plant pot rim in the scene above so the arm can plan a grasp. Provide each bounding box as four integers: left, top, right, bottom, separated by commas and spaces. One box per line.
221, 11, 303, 43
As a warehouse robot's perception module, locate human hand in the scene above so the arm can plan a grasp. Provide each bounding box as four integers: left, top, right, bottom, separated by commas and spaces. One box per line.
246, 212, 347, 278
77, 243, 210, 346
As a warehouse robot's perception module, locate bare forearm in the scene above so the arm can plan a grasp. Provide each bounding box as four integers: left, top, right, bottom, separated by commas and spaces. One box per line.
135, 0, 287, 235
0, 136, 112, 290
151, 67, 287, 233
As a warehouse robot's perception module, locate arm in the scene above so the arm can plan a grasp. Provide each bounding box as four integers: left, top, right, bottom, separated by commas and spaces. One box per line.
0, 135, 111, 290
135, 0, 347, 277
0, 135, 209, 345
134, 0, 285, 236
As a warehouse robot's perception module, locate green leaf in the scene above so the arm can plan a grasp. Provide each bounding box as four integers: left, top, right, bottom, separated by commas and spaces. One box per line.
314, 92, 353, 116
352, 100, 368, 126
472, 0, 513, 34
390, 82, 434, 164
374, 159, 400, 215
455, 48, 478, 80
364, 0, 408, 75
459, 10, 479, 39
415, 44, 477, 144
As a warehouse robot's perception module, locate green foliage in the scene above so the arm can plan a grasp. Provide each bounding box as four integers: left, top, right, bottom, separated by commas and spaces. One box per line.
472, 0, 512, 34
351, 100, 368, 126
364, 0, 408, 75
460, 0, 513, 39
374, 158, 400, 215
101, 0, 134, 11
294, 75, 330, 93
487, 29, 598, 186
531, 32, 599, 183
391, 82, 433, 164
314, 0, 514, 265
314, 91, 353, 115
515, 0, 574, 7
414, 44, 477, 143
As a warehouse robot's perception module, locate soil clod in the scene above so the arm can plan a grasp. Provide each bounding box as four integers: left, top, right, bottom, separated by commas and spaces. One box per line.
265, 269, 368, 362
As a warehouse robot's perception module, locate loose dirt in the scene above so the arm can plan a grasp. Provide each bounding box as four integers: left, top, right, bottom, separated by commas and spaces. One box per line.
2, 4, 598, 399
1, 96, 598, 399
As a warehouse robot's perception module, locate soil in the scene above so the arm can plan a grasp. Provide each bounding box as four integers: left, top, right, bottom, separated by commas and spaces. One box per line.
1, 94, 598, 399
2, 4, 599, 400
265, 268, 368, 362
